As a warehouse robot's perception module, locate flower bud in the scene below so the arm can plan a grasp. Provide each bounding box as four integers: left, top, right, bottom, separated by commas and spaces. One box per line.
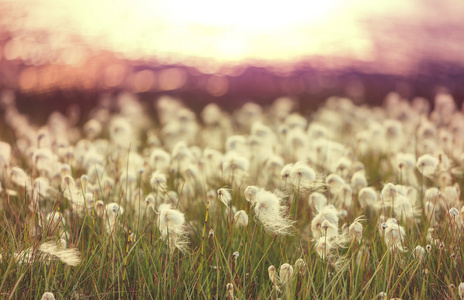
279, 263, 293, 286
268, 265, 276, 283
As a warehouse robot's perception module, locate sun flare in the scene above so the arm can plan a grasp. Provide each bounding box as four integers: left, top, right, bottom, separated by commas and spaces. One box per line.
2, 0, 369, 64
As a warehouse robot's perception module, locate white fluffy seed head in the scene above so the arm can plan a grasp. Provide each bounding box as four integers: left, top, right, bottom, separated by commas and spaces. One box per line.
290, 161, 317, 189
38, 242, 81, 266
158, 204, 185, 235
279, 263, 293, 286
449, 207, 459, 217
244, 185, 259, 202
393, 195, 417, 223
253, 189, 294, 235
280, 163, 294, 181
145, 194, 156, 206
326, 173, 345, 194
381, 183, 397, 203
378, 292, 387, 300
157, 204, 188, 253
424, 187, 440, 203
226, 283, 234, 298
268, 265, 276, 282
339, 183, 353, 208
0, 141, 11, 168
358, 187, 377, 209
234, 210, 248, 227
41, 292, 55, 300
458, 282, 464, 299
149, 148, 171, 172
46, 211, 65, 228
308, 192, 328, 211
414, 245, 426, 259
150, 172, 167, 190
217, 188, 232, 207
333, 156, 352, 178
351, 171, 367, 193
416, 154, 439, 178
106, 203, 124, 218
349, 219, 363, 243
382, 218, 406, 251
95, 200, 105, 217
10, 166, 30, 189
311, 205, 339, 240
222, 151, 249, 173
294, 258, 306, 275
396, 153, 416, 171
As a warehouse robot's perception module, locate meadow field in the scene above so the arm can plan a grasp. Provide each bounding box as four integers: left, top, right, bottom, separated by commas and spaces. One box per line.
0, 91, 464, 299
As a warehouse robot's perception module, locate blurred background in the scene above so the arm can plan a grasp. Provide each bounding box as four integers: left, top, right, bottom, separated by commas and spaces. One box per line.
0, 0, 464, 117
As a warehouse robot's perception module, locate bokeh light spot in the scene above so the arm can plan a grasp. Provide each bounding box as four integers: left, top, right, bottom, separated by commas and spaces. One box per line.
158, 68, 187, 91
19, 67, 39, 91
130, 70, 156, 92
206, 75, 229, 97
104, 64, 126, 88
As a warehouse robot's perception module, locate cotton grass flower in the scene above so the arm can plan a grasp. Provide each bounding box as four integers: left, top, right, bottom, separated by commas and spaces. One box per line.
338, 183, 353, 208
333, 156, 352, 178
234, 210, 248, 227
414, 245, 426, 259
458, 282, 464, 300
150, 171, 167, 191
251, 188, 294, 235
226, 283, 234, 299
41, 292, 55, 300
244, 185, 259, 202
280, 163, 294, 181
378, 292, 387, 300
326, 173, 345, 195
0, 141, 11, 169
314, 234, 348, 270
351, 171, 367, 193
311, 205, 339, 240
268, 265, 276, 281
104, 203, 124, 234
449, 207, 459, 218
279, 263, 293, 287
149, 148, 171, 173
157, 204, 189, 253
381, 183, 397, 204
217, 188, 232, 208
10, 166, 30, 189
232, 251, 239, 264
349, 217, 364, 243
290, 161, 317, 190
222, 151, 249, 184
294, 258, 306, 275
15, 240, 81, 266
38, 241, 82, 266
381, 218, 406, 252
358, 187, 377, 209
393, 195, 419, 223
416, 154, 439, 178
308, 192, 327, 211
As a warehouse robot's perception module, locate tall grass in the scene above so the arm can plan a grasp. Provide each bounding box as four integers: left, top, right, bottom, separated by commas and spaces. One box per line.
0, 93, 463, 299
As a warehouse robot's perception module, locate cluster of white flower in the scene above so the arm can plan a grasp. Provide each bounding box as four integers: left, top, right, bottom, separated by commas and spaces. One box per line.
1, 89, 464, 290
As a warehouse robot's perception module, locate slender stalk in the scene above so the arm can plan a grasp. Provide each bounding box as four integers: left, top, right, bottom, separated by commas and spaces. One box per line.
122, 228, 131, 298
199, 200, 210, 278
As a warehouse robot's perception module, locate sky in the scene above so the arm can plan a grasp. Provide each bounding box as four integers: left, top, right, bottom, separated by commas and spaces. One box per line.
1, 0, 463, 67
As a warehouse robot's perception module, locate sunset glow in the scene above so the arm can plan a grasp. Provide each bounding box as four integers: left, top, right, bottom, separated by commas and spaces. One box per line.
1, 0, 463, 93
1, 0, 379, 65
